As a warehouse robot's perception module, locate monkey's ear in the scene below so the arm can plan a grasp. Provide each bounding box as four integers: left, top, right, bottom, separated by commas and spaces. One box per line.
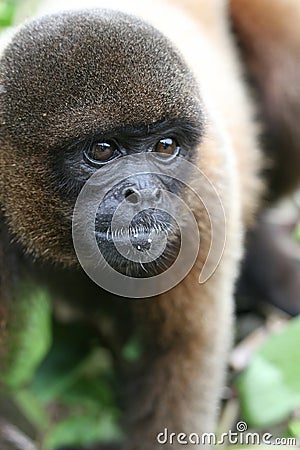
230, 0, 300, 199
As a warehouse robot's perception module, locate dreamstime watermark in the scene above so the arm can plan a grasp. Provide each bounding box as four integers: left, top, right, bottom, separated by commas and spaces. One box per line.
72, 153, 226, 298
156, 422, 297, 446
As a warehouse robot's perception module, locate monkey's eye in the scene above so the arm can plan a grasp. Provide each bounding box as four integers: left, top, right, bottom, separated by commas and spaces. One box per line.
154, 138, 180, 158
84, 141, 120, 166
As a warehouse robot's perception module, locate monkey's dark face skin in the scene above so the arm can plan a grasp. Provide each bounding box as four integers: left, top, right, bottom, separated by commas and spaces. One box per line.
0, 9, 204, 272
61, 118, 201, 277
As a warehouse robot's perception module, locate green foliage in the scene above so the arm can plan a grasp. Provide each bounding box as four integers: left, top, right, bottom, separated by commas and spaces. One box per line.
0, 0, 39, 27
236, 316, 300, 428
288, 420, 300, 438
294, 222, 300, 243
27, 321, 122, 449
43, 414, 122, 450
122, 336, 143, 362
0, 271, 125, 448
0, 0, 16, 27
2, 306, 123, 449
15, 389, 49, 430
2, 283, 52, 388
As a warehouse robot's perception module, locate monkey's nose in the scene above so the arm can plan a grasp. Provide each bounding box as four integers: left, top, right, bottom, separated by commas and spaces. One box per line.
123, 187, 162, 205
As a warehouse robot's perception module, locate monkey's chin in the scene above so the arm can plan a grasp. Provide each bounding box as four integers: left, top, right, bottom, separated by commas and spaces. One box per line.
95, 227, 180, 278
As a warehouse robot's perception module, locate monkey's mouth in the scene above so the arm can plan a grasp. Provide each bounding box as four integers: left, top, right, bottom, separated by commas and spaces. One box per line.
96, 227, 165, 251
95, 210, 180, 278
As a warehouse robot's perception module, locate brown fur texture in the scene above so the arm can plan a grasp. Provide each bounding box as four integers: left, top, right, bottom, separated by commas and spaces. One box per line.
0, 10, 202, 265
0, 1, 299, 449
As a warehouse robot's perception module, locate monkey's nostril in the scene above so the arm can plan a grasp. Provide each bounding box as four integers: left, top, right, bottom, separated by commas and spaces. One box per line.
124, 188, 140, 204
124, 187, 162, 204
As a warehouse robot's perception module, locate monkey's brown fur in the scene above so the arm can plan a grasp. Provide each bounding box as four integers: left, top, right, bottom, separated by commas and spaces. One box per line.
0, 1, 300, 449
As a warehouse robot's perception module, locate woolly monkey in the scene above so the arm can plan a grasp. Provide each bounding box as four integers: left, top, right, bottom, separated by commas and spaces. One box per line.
0, 0, 299, 449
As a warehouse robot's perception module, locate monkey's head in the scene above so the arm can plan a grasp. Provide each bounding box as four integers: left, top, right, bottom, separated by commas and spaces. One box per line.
0, 9, 204, 277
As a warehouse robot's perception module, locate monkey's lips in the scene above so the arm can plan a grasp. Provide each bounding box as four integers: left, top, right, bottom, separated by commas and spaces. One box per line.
95, 222, 180, 278
96, 226, 167, 250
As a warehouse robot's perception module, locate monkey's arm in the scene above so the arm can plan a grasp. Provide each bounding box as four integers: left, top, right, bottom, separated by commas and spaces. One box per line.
230, 0, 300, 200
230, 0, 300, 315
125, 272, 233, 450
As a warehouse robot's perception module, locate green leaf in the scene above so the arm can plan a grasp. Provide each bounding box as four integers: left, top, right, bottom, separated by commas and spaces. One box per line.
294, 222, 300, 243
236, 316, 300, 427
61, 376, 116, 410
2, 283, 52, 389
30, 323, 112, 403
122, 337, 143, 362
43, 413, 122, 450
15, 389, 49, 430
288, 420, 300, 438
0, 0, 16, 27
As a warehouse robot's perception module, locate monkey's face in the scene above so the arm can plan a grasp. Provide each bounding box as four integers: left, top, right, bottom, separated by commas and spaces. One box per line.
73, 121, 201, 278
0, 9, 204, 275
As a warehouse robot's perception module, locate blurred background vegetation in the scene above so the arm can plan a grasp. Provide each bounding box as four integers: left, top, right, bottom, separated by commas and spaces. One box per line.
0, 0, 38, 27
0, 1, 300, 449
